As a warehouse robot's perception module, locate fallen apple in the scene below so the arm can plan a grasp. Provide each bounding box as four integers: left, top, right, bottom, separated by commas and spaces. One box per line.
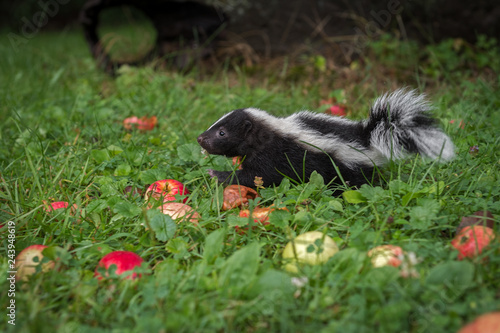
368, 245, 420, 278
123, 115, 157, 131
158, 202, 200, 224
44, 201, 77, 214
282, 231, 339, 273
458, 311, 500, 333
232, 156, 243, 170
326, 104, 347, 117
451, 225, 496, 260
367, 245, 404, 268
319, 98, 347, 117
222, 185, 258, 211
15, 245, 55, 281
94, 251, 144, 280
145, 179, 189, 204
239, 206, 280, 225
236, 206, 288, 233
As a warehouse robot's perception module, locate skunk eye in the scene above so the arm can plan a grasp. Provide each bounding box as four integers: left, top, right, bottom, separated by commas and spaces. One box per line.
219, 130, 225, 137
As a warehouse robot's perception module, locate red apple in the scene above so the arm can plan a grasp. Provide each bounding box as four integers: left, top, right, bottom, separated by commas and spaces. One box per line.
458, 312, 500, 333
326, 105, 347, 117
94, 251, 144, 280
451, 225, 495, 260
44, 201, 77, 214
123, 116, 157, 131
367, 245, 404, 268
320, 98, 347, 117
144, 179, 189, 204
158, 202, 200, 224
15, 245, 55, 281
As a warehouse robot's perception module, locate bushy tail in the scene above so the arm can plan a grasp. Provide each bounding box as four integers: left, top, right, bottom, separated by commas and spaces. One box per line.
366, 89, 455, 162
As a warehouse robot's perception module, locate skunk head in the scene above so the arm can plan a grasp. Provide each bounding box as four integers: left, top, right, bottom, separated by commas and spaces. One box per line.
197, 109, 253, 156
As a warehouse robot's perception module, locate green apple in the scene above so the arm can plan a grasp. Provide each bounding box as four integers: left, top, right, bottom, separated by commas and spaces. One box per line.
282, 231, 339, 273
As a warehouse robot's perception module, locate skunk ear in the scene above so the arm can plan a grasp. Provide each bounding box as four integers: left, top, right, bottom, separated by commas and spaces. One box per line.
244, 120, 253, 135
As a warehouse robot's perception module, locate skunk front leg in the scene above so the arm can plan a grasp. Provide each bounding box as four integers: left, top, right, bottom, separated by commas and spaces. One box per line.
207, 169, 256, 188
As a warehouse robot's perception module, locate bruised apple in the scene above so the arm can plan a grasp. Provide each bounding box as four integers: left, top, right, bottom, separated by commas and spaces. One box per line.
236, 206, 288, 233
367, 245, 420, 278
451, 225, 495, 260
367, 245, 404, 268
123, 116, 157, 131
94, 251, 144, 280
282, 231, 339, 273
15, 245, 55, 281
239, 207, 270, 224
222, 185, 258, 211
145, 179, 189, 204
158, 202, 200, 224
458, 312, 500, 333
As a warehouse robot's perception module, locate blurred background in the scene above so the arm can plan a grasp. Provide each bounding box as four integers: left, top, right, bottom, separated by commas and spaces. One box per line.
2, 0, 499, 75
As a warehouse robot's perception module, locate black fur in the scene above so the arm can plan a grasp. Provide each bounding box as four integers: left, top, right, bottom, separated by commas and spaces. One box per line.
197, 111, 374, 189
197, 90, 455, 189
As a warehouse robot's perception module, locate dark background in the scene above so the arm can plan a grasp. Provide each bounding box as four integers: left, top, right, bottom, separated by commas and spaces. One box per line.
2, 0, 499, 64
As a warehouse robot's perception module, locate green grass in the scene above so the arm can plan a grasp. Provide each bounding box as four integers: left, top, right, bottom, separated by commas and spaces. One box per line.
1, 28, 499, 333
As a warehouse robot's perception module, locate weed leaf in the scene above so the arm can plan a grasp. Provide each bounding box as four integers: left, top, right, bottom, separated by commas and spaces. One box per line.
202, 229, 226, 264
219, 242, 261, 296
342, 190, 367, 204
148, 209, 177, 242
114, 200, 142, 218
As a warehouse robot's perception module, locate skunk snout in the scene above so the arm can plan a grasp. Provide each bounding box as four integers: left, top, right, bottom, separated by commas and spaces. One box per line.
197, 133, 210, 150
197, 135, 204, 145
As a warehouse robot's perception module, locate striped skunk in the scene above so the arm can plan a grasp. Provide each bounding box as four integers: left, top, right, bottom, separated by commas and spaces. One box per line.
197, 89, 455, 189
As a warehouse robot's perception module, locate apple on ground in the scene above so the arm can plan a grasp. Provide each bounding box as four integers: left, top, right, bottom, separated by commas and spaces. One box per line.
239, 207, 273, 226
44, 201, 77, 214
326, 104, 347, 117
15, 245, 55, 281
458, 312, 500, 333
451, 225, 495, 260
367, 245, 404, 268
222, 185, 258, 211
232, 156, 243, 170
319, 98, 347, 117
367, 245, 420, 278
94, 251, 145, 280
236, 206, 288, 233
123, 116, 157, 131
144, 179, 189, 204
158, 202, 200, 224
282, 231, 339, 273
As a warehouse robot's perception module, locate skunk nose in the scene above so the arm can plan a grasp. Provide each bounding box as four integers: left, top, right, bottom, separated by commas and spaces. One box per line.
197, 135, 203, 144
